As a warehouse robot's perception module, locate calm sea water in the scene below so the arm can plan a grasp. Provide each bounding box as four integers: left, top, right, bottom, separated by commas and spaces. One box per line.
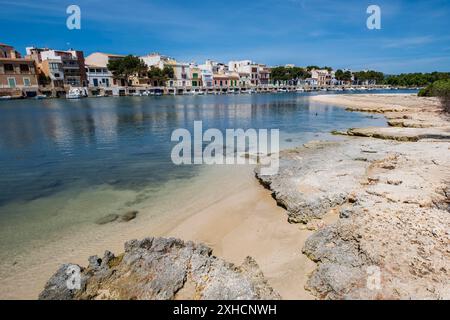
0, 91, 413, 209
0, 91, 413, 236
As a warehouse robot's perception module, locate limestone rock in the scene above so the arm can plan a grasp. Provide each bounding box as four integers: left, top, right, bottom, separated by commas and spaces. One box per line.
39, 237, 280, 300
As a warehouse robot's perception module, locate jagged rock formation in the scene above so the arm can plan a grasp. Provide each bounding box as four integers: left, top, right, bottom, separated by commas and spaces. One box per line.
257, 137, 450, 300
39, 237, 280, 300
256, 94, 450, 300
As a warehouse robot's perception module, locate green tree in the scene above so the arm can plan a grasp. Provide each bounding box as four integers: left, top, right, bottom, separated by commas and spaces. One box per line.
343, 71, 353, 82
306, 65, 319, 71
107, 55, 147, 85
433, 79, 450, 112
335, 69, 344, 80
419, 79, 450, 113
163, 65, 174, 79
384, 72, 450, 87
270, 66, 311, 83
146, 65, 174, 86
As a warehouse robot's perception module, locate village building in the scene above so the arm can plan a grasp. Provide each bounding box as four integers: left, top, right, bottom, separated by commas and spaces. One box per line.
0, 43, 39, 97
85, 52, 127, 87
26, 47, 88, 88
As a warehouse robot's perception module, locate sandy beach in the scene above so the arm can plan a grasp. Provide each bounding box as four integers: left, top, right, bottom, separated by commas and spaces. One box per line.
0, 164, 323, 299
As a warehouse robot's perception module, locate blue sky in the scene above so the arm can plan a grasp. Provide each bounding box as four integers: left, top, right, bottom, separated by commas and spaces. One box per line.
1, 0, 449, 73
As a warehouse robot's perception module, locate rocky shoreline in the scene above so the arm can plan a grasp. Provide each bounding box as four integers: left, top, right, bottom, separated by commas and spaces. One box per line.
256, 94, 450, 299
40, 94, 449, 300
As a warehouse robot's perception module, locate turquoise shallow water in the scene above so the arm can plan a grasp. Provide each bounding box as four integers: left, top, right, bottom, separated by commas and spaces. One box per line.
0, 91, 397, 205
0, 91, 414, 251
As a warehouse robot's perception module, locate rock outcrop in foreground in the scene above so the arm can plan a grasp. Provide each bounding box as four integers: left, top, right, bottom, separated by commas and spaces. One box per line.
39, 237, 280, 300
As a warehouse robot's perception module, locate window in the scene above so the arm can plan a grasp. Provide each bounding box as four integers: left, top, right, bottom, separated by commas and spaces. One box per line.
54, 73, 60, 78
20, 64, 30, 73
23, 77, 31, 86
8, 77, 16, 88
4, 64, 14, 72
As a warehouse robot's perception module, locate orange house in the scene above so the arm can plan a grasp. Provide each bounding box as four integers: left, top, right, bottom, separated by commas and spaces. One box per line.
0, 43, 38, 97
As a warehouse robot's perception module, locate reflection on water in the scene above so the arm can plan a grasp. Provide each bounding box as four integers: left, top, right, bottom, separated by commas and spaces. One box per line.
0, 92, 391, 211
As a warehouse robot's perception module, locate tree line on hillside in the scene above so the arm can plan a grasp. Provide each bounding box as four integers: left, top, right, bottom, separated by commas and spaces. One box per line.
384, 72, 450, 87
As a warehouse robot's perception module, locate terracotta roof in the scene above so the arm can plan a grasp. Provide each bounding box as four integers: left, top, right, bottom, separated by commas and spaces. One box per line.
0, 43, 13, 48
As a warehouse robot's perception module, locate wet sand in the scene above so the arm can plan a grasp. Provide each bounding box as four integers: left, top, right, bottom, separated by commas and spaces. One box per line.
0, 165, 321, 299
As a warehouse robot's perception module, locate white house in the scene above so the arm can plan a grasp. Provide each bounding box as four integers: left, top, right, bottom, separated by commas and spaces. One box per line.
85, 52, 127, 87
166, 61, 192, 87
228, 60, 270, 86
85, 65, 112, 88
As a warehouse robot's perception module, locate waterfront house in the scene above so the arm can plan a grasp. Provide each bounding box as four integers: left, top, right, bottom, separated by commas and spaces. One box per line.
258, 65, 271, 86
200, 69, 213, 88
190, 66, 203, 88
199, 60, 228, 75
38, 58, 66, 96
26, 47, 88, 88
0, 43, 39, 97
213, 73, 239, 89
85, 52, 127, 87
311, 69, 331, 86
85, 65, 112, 88
166, 61, 193, 88
228, 60, 270, 87
238, 73, 251, 88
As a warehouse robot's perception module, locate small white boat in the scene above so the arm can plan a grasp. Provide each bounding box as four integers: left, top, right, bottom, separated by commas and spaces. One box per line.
66, 88, 83, 99
0, 96, 12, 100
296, 88, 305, 92
35, 94, 47, 100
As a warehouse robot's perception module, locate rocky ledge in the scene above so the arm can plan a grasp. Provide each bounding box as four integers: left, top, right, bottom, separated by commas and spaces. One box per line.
39, 237, 280, 300
256, 94, 450, 299
256, 138, 449, 299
